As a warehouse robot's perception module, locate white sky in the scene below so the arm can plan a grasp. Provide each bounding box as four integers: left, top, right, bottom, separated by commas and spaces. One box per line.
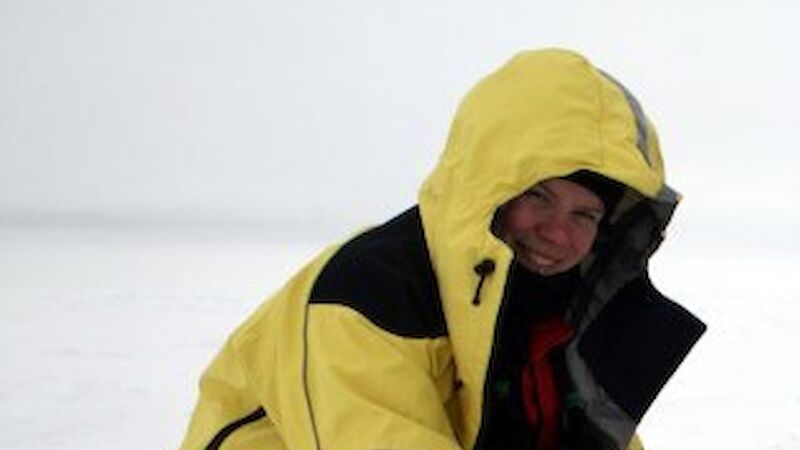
1, 0, 799, 247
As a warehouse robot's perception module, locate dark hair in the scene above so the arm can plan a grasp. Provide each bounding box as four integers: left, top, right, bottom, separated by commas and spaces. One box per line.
563, 170, 626, 215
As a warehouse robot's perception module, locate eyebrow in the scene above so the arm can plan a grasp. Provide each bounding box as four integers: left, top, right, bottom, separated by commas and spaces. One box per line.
576, 202, 605, 215
537, 184, 555, 196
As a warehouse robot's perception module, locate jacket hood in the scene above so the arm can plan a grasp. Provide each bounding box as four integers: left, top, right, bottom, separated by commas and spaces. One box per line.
418, 48, 679, 445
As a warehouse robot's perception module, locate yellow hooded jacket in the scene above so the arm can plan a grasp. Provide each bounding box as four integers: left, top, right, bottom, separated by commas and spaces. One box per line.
180, 49, 705, 450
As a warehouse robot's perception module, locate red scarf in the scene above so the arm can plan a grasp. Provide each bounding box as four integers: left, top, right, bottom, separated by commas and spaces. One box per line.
521, 317, 575, 450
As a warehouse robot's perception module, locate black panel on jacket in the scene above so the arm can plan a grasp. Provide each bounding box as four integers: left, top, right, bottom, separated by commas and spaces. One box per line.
577, 275, 706, 421
310, 207, 447, 339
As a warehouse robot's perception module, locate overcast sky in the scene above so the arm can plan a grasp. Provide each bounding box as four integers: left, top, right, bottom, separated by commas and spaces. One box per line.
2, 0, 799, 247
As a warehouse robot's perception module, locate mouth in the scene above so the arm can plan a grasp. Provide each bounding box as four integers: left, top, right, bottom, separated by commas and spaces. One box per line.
515, 241, 562, 271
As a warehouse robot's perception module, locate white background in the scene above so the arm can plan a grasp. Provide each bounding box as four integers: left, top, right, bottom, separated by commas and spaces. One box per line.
1, 1, 798, 449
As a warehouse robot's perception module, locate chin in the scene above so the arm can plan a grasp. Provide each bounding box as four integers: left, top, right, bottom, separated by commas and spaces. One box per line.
520, 261, 564, 276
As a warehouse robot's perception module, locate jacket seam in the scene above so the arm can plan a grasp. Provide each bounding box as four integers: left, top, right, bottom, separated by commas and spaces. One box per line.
204, 407, 267, 450
303, 298, 323, 450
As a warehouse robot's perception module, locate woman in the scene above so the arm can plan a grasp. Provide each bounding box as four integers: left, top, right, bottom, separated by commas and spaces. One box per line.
180, 48, 705, 450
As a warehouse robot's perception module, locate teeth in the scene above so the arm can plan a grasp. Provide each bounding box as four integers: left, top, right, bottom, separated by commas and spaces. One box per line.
516, 241, 558, 268
532, 254, 556, 266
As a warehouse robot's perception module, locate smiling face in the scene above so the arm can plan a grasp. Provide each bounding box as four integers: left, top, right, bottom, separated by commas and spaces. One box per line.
497, 178, 606, 276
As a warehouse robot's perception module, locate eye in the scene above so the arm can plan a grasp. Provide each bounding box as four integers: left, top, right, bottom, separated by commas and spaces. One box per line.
573, 210, 603, 226
523, 187, 549, 203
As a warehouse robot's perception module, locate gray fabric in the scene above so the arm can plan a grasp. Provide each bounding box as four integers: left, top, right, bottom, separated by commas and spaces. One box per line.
599, 70, 652, 167
564, 341, 636, 449
564, 187, 679, 449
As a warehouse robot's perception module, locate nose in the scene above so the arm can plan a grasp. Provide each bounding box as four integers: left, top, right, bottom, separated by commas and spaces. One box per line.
536, 214, 571, 247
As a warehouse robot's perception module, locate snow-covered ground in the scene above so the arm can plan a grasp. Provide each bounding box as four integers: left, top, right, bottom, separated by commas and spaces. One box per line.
0, 223, 797, 449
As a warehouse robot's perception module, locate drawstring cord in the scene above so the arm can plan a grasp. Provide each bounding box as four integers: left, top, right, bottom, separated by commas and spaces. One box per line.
471, 258, 496, 305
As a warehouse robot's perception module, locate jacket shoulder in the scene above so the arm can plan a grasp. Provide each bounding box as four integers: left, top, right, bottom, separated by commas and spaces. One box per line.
310, 207, 446, 338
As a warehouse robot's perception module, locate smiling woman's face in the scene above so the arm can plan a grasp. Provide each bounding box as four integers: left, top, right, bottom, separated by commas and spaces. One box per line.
497, 178, 605, 276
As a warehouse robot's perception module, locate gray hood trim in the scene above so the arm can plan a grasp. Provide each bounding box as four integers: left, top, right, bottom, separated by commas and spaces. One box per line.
564, 186, 679, 449
564, 341, 636, 449
599, 70, 652, 167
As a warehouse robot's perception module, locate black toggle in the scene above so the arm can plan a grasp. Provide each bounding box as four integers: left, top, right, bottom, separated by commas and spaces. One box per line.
471, 258, 496, 305
474, 259, 496, 276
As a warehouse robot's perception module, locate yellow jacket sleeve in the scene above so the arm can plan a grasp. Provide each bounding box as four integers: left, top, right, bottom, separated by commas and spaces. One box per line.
302, 304, 462, 450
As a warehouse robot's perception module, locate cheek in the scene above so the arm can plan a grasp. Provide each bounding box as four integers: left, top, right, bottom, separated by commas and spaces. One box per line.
570, 229, 598, 257
503, 214, 525, 238
502, 202, 537, 234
